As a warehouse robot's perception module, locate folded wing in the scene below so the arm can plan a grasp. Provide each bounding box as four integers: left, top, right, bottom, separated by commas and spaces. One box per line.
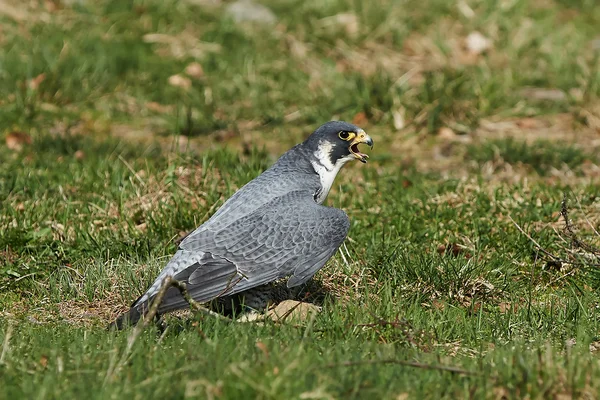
147, 190, 350, 314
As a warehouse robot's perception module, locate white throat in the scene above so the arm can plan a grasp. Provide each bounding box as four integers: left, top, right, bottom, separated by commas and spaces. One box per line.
310, 140, 354, 204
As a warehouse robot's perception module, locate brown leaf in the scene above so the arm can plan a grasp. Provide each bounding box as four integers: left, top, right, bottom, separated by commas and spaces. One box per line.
136, 222, 148, 233
352, 112, 368, 126
515, 118, 543, 129
498, 302, 519, 314
432, 299, 445, 310
268, 300, 321, 322
437, 243, 472, 259
437, 127, 456, 140
493, 386, 509, 400
39, 355, 48, 368
255, 341, 269, 359
74, 150, 85, 160
45, 0, 62, 12
6, 131, 32, 151
146, 102, 174, 114
168, 74, 192, 90
185, 62, 204, 79
28, 73, 46, 90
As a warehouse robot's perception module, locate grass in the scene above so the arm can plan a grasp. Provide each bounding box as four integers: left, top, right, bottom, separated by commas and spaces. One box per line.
2, 0, 600, 398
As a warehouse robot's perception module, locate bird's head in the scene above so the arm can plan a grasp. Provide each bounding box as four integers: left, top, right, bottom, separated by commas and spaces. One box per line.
306, 121, 373, 167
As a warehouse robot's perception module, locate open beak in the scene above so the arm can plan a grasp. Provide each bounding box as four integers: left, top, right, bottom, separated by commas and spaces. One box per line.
349, 129, 373, 163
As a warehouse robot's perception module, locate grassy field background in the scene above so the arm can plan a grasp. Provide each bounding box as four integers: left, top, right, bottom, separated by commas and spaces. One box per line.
2, 0, 600, 398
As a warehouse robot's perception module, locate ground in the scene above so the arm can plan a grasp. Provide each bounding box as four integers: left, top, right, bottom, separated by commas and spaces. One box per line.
1, 0, 600, 398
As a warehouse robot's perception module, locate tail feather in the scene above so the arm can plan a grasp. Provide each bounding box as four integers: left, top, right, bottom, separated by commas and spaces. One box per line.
108, 306, 144, 330
108, 294, 149, 330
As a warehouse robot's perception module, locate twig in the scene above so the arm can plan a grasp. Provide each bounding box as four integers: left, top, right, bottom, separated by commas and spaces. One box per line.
509, 215, 600, 267
561, 194, 600, 255
508, 216, 560, 261
323, 358, 481, 376
169, 279, 232, 323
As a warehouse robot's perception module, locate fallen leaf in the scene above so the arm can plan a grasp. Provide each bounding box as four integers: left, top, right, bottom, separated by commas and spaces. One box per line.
185, 62, 204, 79
146, 102, 175, 114
267, 300, 321, 323
255, 341, 269, 359
498, 302, 519, 314
352, 112, 368, 126
515, 117, 542, 129
39, 355, 48, 368
287, 35, 309, 59
74, 150, 85, 160
493, 386, 509, 400
437, 243, 472, 259
432, 299, 445, 310
5, 131, 32, 151
438, 127, 456, 140
45, 0, 62, 12
589, 341, 600, 353
28, 73, 46, 90
168, 74, 192, 90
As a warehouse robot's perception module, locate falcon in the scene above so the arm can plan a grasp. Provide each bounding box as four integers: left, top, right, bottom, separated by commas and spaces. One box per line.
112, 121, 373, 328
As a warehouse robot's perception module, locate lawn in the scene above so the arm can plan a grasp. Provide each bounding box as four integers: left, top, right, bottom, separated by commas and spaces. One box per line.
1, 0, 600, 398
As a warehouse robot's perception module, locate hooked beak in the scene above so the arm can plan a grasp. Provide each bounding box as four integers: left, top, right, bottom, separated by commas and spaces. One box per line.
349, 129, 373, 163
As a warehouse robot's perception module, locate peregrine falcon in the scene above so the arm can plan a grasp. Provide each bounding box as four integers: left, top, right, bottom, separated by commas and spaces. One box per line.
112, 121, 372, 328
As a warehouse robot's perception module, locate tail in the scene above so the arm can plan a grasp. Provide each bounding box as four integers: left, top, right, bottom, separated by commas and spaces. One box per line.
108, 294, 149, 330
108, 306, 144, 330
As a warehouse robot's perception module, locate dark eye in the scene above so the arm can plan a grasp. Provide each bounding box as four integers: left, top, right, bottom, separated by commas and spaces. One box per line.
338, 131, 350, 140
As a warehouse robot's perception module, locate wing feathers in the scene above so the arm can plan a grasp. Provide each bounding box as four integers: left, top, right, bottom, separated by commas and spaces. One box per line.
134, 190, 350, 317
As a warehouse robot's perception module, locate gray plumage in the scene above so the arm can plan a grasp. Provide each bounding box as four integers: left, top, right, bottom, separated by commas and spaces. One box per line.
112, 121, 372, 328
